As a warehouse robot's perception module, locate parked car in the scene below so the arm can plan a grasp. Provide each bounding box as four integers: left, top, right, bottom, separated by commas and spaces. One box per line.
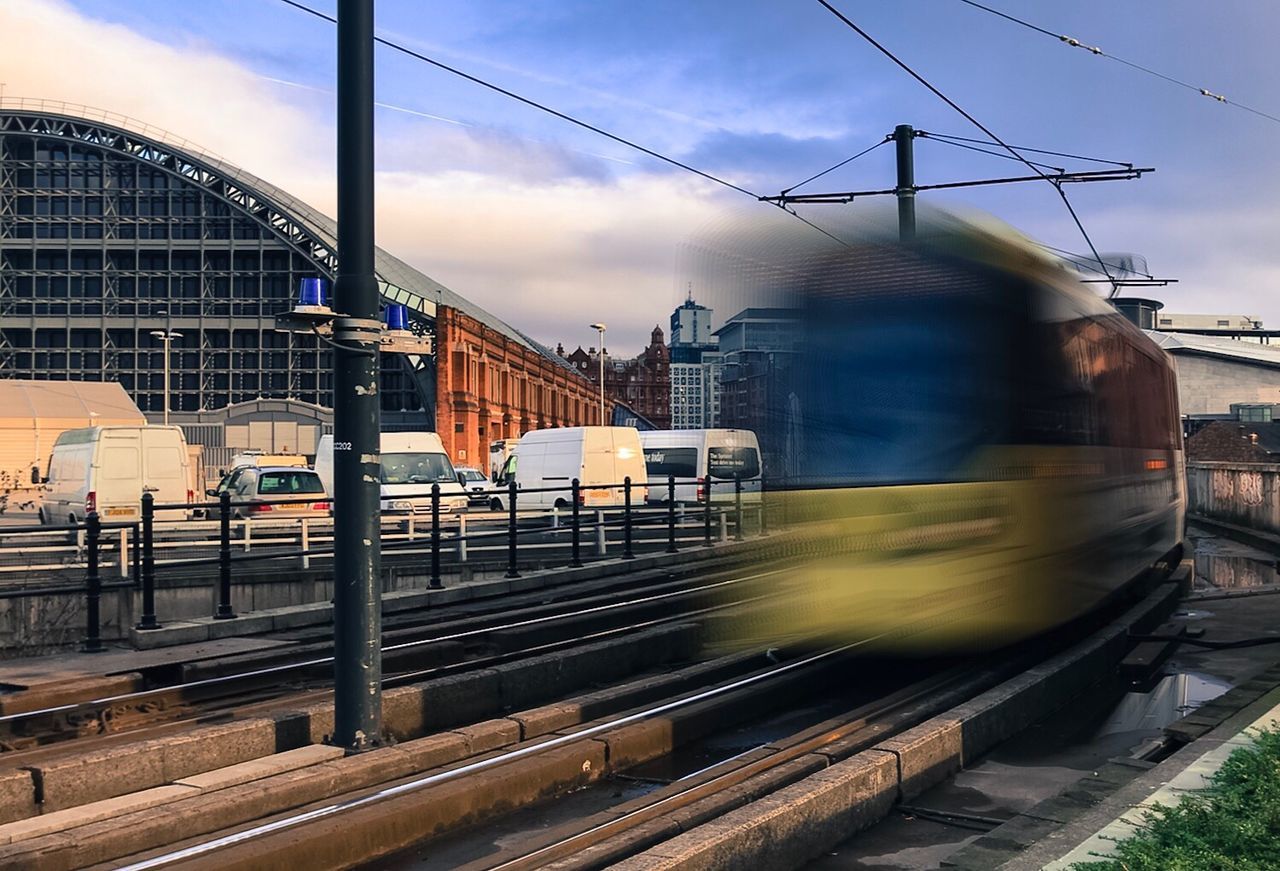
490, 426, 647, 512
640, 429, 762, 504
455, 466, 490, 506
315, 432, 468, 515
206, 466, 330, 519
224, 451, 308, 472
39, 426, 192, 525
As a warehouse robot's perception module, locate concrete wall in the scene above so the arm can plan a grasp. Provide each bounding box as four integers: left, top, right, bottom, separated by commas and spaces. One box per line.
1187, 461, 1280, 533
0, 560, 512, 655
1172, 354, 1280, 416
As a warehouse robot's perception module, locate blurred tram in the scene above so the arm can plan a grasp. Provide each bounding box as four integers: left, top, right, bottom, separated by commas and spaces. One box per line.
738, 215, 1185, 649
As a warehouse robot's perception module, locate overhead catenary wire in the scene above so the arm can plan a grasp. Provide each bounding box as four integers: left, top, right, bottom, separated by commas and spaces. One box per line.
813, 0, 1118, 292
956, 0, 1280, 127
782, 136, 890, 194
1036, 243, 1157, 280
276, 0, 852, 248
921, 131, 1133, 169
918, 133, 1065, 174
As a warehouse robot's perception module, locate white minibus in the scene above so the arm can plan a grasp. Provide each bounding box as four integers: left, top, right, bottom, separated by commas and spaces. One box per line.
640, 429, 762, 504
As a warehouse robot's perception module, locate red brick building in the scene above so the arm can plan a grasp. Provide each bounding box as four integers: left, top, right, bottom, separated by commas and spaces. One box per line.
562, 326, 671, 429
435, 306, 600, 466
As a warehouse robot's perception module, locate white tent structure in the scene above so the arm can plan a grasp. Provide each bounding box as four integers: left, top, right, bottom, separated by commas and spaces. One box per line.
0, 380, 145, 496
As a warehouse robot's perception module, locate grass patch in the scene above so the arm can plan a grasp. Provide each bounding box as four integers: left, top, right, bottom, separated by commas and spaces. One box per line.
1072, 727, 1280, 870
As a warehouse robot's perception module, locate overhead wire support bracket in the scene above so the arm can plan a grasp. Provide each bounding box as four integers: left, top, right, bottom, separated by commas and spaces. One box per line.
761, 166, 1154, 206
1080, 278, 1179, 287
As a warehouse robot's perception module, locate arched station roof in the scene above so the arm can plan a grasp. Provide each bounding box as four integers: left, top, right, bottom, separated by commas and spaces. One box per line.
0, 98, 572, 371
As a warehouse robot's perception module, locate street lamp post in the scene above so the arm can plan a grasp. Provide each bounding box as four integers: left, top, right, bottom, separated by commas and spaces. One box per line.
589, 323, 606, 425
149, 330, 182, 426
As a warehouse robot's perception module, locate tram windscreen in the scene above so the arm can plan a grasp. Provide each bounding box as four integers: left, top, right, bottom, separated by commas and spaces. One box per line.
789, 262, 1014, 487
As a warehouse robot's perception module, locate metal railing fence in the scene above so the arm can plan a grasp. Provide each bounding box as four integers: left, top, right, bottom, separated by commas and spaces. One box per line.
0, 474, 771, 650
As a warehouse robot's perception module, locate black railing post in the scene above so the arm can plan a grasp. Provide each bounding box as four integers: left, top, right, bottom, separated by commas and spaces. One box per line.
622, 476, 635, 560
505, 480, 520, 578
429, 483, 442, 589
134, 521, 156, 629
82, 511, 104, 653
734, 473, 744, 542
666, 474, 677, 553
131, 522, 142, 590
570, 478, 583, 568
215, 490, 236, 619
139, 492, 158, 630
703, 477, 713, 547
759, 474, 769, 536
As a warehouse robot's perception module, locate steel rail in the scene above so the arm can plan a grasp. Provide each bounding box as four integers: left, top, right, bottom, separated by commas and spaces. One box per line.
117, 636, 883, 870
485, 666, 970, 870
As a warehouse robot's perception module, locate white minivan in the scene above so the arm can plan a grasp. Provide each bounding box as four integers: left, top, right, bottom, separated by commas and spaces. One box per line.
39, 426, 192, 524
490, 426, 648, 512
315, 432, 469, 515
640, 429, 763, 504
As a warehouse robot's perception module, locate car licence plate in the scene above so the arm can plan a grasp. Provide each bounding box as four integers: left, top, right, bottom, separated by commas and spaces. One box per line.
105, 507, 134, 517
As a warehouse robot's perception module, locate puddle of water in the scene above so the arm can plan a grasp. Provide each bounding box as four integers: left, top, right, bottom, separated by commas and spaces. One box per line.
1094, 671, 1231, 738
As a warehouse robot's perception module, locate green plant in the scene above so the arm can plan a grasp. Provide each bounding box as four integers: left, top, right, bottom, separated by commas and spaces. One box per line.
1072, 728, 1280, 870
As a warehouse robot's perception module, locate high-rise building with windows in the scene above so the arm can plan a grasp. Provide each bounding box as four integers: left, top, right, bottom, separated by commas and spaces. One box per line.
668, 295, 722, 429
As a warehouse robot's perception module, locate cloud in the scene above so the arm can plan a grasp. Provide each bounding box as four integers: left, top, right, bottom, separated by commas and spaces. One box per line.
1, 0, 739, 351
2, 0, 333, 192
373, 170, 730, 346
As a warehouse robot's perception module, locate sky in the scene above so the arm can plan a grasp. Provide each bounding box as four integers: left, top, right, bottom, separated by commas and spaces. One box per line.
3, 0, 1279, 352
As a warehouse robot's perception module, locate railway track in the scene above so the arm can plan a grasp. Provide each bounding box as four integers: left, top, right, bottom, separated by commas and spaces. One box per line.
0, 556, 792, 751
0, 567, 1184, 870
101, 575, 1181, 871
95, 636, 1018, 871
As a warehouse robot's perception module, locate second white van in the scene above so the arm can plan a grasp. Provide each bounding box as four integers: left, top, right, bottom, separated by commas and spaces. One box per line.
39, 426, 192, 524
640, 429, 762, 504
315, 432, 469, 515
490, 426, 647, 511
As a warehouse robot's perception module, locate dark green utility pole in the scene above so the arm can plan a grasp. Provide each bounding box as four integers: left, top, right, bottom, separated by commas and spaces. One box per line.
894, 124, 916, 242
332, 0, 382, 752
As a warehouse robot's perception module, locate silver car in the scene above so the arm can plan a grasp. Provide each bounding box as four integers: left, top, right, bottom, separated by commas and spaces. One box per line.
207, 466, 330, 519
454, 466, 491, 506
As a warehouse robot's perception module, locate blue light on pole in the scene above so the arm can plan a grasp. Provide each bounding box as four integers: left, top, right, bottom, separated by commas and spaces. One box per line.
297, 278, 330, 312
384, 303, 410, 332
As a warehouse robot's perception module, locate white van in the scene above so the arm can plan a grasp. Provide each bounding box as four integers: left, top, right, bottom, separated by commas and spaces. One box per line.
315, 432, 468, 515
640, 429, 763, 504
490, 426, 647, 512
39, 426, 192, 524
